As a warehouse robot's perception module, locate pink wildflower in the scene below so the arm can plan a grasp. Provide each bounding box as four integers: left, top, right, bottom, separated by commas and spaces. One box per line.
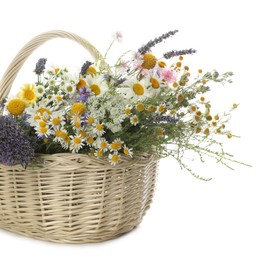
161, 68, 177, 83
113, 31, 123, 42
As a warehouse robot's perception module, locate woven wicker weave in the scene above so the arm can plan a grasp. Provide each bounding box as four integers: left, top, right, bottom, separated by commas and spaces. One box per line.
0, 31, 158, 243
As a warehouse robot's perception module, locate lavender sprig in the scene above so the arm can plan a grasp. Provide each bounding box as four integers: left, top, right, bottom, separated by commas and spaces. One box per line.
138, 29, 178, 54
80, 60, 93, 75
163, 48, 197, 59
34, 58, 47, 75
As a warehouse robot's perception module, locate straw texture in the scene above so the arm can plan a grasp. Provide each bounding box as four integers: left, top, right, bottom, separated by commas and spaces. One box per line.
0, 31, 159, 243
0, 153, 158, 243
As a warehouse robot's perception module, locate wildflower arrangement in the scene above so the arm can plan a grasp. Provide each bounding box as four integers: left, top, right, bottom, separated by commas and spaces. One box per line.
0, 30, 244, 179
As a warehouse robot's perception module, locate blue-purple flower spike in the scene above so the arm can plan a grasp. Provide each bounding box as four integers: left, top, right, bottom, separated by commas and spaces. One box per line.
34, 58, 47, 75
163, 48, 197, 59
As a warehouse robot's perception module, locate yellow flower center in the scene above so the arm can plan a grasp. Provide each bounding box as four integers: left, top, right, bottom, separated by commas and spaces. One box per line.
7, 99, 25, 116
40, 127, 48, 134
24, 89, 35, 101
170, 110, 176, 115
96, 123, 103, 131
111, 154, 119, 163
71, 102, 86, 115
136, 103, 145, 112
227, 133, 233, 139
73, 137, 81, 144
101, 141, 107, 149
79, 130, 86, 138
124, 148, 129, 155
147, 105, 155, 112
111, 141, 122, 150
142, 53, 157, 69
76, 78, 87, 90
150, 78, 160, 89
132, 117, 138, 123
173, 82, 178, 88
158, 106, 165, 113
37, 107, 51, 116
97, 150, 103, 157
87, 116, 95, 124
52, 117, 61, 126
67, 86, 73, 92
56, 96, 63, 102
74, 121, 81, 128
191, 106, 197, 112
34, 115, 41, 121
87, 136, 94, 144
124, 107, 131, 115
90, 84, 101, 96
55, 130, 63, 137
133, 83, 144, 96
39, 121, 46, 127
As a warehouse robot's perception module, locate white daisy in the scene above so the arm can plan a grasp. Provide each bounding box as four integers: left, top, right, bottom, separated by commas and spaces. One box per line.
35, 84, 45, 98
120, 78, 149, 101
147, 72, 164, 97
70, 135, 84, 153
96, 138, 109, 152
108, 153, 120, 166
130, 115, 139, 126
50, 111, 65, 128
123, 145, 133, 157
109, 138, 123, 152
35, 125, 52, 138
86, 74, 108, 97
63, 84, 76, 96
92, 122, 105, 136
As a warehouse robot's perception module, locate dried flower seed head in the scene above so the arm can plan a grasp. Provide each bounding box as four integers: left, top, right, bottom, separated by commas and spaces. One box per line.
184, 66, 189, 71
158, 61, 166, 68
177, 93, 185, 103
203, 128, 210, 135
142, 53, 157, 70
176, 62, 182, 68
198, 69, 203, 74
7, 98, 25, 116
214, 115, 220, 120
206, 115, 212, 121
227, 133, 233, 139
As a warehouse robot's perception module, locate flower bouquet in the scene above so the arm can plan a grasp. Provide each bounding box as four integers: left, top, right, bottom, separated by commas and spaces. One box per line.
0, 30, 246, 243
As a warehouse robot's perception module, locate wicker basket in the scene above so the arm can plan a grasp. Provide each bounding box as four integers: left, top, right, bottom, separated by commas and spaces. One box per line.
0, 31, 158, 243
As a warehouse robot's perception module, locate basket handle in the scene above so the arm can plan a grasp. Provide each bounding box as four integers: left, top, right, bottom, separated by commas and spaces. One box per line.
0, 30, 107, 100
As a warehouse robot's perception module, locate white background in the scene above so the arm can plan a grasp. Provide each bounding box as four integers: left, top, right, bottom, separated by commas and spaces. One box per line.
0, 0, 264, 259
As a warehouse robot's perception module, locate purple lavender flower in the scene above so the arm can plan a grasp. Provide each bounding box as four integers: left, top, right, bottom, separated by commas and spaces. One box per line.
80, 60, 93, 75
163, 48, 197, 59
0, 116, 35, 168
34, 58, 47, 75
77, 87, 91, 102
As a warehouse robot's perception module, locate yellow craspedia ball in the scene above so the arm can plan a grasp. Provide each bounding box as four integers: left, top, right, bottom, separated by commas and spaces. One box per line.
142, 53, 157, 70
71, 102, 86, 115
7, 98, 26, 116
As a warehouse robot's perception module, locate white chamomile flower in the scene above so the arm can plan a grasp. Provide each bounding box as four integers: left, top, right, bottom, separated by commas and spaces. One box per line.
120, 78, 149, 101
50, 111, 65, 128
63, 84, 76, 96
86, 136, 95, 147
35, 85, 45, 97
156, 104, 166, 114
94, 149, 104, 158
123, 145, 133, 157
109, 138, 123, 152
86, 74, 108, 97
147, 72, 164, 97
130, 115, 139, 126
96, 138, 109, 152
35, 125, 52, 138
71, 115, 82, 130
124, 105, 133, 116
92, 122, 105, 136
70, 135, 84, 153
108, 153, 120, 166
